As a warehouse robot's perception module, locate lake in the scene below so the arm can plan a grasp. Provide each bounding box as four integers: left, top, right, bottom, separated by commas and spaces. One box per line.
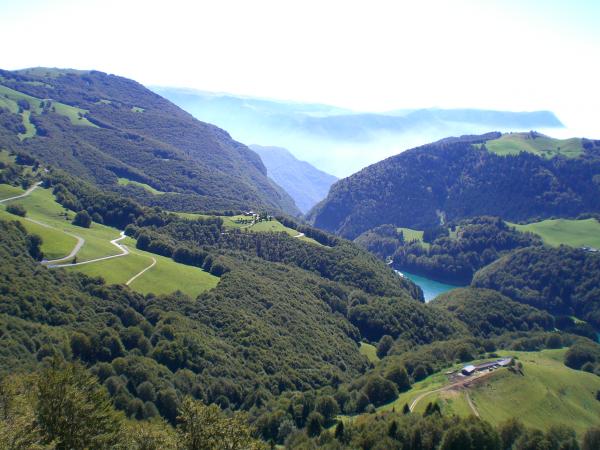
396, 270, 463, 302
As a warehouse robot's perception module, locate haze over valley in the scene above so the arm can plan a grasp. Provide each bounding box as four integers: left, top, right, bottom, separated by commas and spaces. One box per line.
1, 1, 600, 448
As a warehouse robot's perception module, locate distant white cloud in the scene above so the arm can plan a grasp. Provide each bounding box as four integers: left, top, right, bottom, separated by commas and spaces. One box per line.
1, 0, 599, 137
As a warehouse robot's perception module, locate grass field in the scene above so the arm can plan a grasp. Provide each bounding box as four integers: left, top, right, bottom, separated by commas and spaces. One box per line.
471, 349, 600, 436
509, 218, 600, 248
0, 149, 16, 164
2, 187, 125, 261
0, 208, 78, 260
177, 212, 321, 245
19, 110, 36, 140
359, 342, 380, 364
0, 83, 96, 128
0, 184, 24, 199
0, 183, 219, 297
341, 348, 600, 437
62, 236, 219, 297
127, 246, 219, 297
397, 227, 430, 249
486, 132, 584, 158
117, 177, 166, 195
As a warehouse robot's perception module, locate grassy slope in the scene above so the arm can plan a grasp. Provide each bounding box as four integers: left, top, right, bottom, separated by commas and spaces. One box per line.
397, 227, 424, 242
0, 184, 23, 199
509, 218, 600, 248
471, 349, 600, 436
0, 208, 77, 260
343, 349, 600, 437
178, 212, 321, 245
0, 149, 16, 164
117, 177, 166, 195
0, 84, 96, 127
0, 185, 219, 297
3, 187, 122, 261
359, 342, 380, 364
486, 133, 583, 158
19, 110, 36, 140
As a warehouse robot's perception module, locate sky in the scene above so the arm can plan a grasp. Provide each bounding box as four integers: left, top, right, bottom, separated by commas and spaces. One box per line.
1, 0, 599, 137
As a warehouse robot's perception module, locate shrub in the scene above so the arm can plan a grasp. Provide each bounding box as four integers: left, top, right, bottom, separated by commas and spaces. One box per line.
6, 203, 26, 217
72, 210, 92, 228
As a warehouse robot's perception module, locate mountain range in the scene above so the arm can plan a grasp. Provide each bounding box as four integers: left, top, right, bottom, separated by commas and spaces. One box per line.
249, 144, 337, 213
309, 132, 600, 238
1, 68, 600, 448
0, 68, 299, 215
152, 86, 565, 176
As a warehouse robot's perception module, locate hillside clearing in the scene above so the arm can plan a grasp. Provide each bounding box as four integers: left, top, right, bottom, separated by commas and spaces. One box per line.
117, 177, 166, 195
509, 218, 600, 248
0, 83, 97, 127
486, 132, 583, 158
359, 342, 380, 364
471, 349, 600, 436
0, 183, 219, 297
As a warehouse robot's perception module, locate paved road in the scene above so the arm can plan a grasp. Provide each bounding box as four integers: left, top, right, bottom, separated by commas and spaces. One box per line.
0, 181, 42, 204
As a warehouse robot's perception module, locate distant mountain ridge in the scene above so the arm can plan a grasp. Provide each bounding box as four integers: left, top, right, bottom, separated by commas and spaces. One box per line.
308, 132, 600, 238
0, 68, 300, 215
151, 87, 565, 176
249, 145, 337, 213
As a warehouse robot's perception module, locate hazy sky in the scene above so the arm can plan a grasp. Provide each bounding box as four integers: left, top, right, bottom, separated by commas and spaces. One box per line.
1, 0, 599, 136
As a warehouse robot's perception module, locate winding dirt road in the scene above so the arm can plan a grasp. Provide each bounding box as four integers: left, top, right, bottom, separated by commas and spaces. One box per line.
0, 181, 42, 204
1, 185, 155, 286
46, 231, 129, 268
409, 370, 495, 414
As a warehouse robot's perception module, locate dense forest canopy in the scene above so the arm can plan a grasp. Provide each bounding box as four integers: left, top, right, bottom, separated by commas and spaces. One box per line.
309, 133, 600, 239
473, 246, 600, 330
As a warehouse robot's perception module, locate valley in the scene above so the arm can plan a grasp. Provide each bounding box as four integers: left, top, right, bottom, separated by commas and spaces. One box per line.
0, 66, 599, 449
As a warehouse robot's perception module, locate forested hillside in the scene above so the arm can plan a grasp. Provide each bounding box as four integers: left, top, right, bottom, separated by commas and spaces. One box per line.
309, 133, 600, 238
0, 68, 299, 215
473, 246, 600, 331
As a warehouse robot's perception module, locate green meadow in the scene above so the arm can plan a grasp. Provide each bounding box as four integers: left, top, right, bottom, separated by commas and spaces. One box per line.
1, 183, 219, 298
359, 342, 380, 364
117, 177, 166, 195
509, 218, 600, 248
178, 212, 321, 244
471, 349, 600, 436
341, 349, 600, 437
0, 184, 23, 199
486, 132, 584, 158
0, 83, 97, 131
2, 187, 123, 262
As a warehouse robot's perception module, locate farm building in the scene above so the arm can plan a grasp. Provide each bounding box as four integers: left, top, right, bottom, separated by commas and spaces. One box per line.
462, 365, 476, 376
461, 358, 513, 376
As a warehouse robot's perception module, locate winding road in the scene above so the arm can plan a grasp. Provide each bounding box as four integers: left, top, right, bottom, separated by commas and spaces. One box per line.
46, 231, 129, 268
1, 184, 156, 285
408, 370, 494, 415
0, 181, 42, 203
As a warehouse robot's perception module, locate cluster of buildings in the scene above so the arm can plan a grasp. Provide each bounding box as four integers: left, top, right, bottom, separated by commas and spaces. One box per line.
460, 358, 513, 376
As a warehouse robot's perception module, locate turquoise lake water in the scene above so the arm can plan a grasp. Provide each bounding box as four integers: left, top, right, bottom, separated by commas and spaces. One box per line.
396, 270, 463, 302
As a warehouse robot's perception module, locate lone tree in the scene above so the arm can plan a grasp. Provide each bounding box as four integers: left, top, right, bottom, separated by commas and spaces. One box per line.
376, 335, 394, 358
385, 365, 412, 392
72, 210, 92, 228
